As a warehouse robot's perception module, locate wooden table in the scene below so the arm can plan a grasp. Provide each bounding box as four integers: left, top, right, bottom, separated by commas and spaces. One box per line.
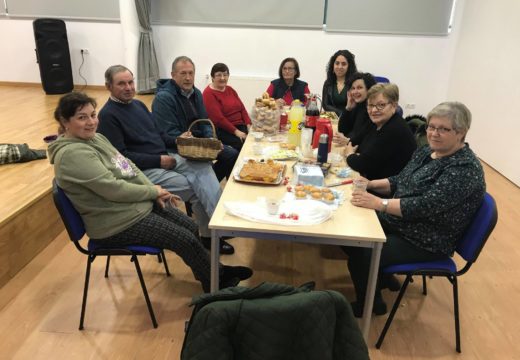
208, 134, 386, 340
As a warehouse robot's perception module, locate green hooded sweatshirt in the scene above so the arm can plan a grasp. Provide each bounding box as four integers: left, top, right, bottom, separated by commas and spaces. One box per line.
48, 133, 158, 239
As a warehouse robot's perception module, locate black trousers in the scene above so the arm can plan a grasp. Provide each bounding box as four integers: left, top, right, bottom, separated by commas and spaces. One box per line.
213, 144, 239, 182
342, 233, 446, 303
217, 124, 248, 152
93, 205, 213, 290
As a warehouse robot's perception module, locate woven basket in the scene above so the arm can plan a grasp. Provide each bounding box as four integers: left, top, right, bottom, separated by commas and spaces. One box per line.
176, 119, 222, 161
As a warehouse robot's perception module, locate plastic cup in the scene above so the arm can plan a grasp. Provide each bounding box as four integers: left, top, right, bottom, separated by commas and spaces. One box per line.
352, 178, 368, 192
266, 198, 281, 215
252, 144, 263, 155
253, 132, 264, 142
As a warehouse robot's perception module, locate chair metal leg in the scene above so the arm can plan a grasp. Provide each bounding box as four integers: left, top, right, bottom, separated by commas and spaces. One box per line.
376, 274, 413, 349
131, 255, 158, 328
157, 254, 163, 263
104, 255, 111, 278
79, 255, 94, 330
452, 276, 461, 353
160, 250, 171, 277
422, 274, 427, 295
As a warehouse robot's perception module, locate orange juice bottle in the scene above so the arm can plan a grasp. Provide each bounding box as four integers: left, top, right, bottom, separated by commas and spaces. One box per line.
288, 100, 304, 147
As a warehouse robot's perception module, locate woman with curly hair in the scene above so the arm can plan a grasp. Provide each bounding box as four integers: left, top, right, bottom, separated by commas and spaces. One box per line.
322, 50, 358, 116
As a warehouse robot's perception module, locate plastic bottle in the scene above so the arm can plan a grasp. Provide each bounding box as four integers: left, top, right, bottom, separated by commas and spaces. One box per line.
288, 100, 305, 147
305, 95, 320, 135
317, 134, 329, 164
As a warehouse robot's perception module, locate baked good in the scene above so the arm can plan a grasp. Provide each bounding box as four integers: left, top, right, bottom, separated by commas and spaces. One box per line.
321, 188, 332, 194
239, 159, 283, 183
295, 191, 307, 199
324, 193, 335, 201
280, 143, 296, 150
295, 185, 305, 192
311, 191, 322, 200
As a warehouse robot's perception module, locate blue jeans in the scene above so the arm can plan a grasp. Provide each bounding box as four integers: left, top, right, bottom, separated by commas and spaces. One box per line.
143, 153, 222, 237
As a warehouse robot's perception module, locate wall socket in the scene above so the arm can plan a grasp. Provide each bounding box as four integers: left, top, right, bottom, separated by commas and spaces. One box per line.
80, 48, 90, 55
405, 103, 416, 109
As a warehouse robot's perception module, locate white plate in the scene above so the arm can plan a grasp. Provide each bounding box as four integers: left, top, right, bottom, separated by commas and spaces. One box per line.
224, 198, 332, 225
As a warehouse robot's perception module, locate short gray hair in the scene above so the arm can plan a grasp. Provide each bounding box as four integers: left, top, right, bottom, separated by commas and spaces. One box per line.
367, 83, 399, 104
171, 56, 195, 72
105, 65, 133, 86
427, 101, 472, 133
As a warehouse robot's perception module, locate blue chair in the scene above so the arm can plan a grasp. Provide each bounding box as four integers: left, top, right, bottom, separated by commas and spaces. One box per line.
374, 76, 390, 83
52, 180, 170, 329
375, 193, 498, 353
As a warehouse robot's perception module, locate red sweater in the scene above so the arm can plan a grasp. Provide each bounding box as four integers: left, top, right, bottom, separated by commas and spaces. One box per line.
202, 85, 251, 134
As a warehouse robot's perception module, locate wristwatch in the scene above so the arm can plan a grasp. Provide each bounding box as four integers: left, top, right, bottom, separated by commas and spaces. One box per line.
381, 199, 389, 213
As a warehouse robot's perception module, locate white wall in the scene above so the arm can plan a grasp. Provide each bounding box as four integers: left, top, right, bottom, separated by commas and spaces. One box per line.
448, 0, 520, 185
0, 1, 465, 117
0, 18, 124, 86
5, 0, 518, 185
153, 25, 461, 118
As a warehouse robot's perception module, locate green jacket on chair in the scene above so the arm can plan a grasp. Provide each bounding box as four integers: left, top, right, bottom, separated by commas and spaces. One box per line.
181, 282, 369, 360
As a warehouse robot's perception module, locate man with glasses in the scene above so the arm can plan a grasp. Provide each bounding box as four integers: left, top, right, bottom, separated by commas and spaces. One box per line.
152, 56, 239, 184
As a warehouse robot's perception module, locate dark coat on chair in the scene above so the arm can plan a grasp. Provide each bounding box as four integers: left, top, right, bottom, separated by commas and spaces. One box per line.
181, 282, 369, 360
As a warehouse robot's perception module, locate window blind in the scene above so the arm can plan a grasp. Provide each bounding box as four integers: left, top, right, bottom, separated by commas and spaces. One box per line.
151, 0, 325, 29
325, 0, 455, 36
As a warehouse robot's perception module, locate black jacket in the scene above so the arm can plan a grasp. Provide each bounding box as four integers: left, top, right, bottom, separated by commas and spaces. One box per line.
347, 112, 417, 180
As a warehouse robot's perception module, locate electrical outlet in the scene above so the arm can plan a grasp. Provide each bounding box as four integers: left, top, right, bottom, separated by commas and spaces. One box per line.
81, 48, 90, 55
405, 103, 416, 109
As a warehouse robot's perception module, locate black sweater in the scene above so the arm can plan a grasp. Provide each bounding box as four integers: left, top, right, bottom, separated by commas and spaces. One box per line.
337, 101, 374, 146
347, 113, 417, 180
97, 99, 176, 170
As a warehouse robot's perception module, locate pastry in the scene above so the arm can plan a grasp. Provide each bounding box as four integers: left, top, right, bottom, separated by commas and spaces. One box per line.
295, 191, 307, 199
311, 191, 322, 199
324, 193, 335, 201
295, 185, 305, 192
239, 159, 283, 183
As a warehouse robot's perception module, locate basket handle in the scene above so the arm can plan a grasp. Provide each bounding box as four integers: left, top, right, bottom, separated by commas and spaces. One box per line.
187, 119, 217, 139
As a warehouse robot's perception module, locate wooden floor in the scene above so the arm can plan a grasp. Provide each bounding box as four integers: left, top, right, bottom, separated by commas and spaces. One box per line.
1, 84, 519, 359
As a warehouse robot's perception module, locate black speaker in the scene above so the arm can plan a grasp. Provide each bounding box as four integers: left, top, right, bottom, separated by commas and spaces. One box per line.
33, 19, 74, 94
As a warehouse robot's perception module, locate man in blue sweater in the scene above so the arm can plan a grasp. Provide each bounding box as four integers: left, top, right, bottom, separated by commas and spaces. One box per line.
98, 65, 235, 254
152, 56, 238, 182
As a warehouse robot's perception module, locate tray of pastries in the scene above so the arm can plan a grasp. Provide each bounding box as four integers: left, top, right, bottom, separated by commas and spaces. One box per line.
234, 159, 286, 185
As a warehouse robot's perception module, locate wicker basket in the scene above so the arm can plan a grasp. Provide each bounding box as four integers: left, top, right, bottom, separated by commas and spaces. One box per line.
176, 119, 222, 161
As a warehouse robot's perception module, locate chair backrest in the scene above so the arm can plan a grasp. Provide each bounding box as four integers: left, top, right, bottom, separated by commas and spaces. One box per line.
456, 193, 498, 265
52, 180, 88, 250
374, 76, 390, 83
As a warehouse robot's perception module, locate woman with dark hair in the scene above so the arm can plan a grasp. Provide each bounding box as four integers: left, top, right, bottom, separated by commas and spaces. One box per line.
334, 72, 377, 147
321, 50, 357, 116
322, 50, 358, 116
203, 63, 251, 151
48, 92, 253, 293
266, 57, 310, 107
345, 101, 485, 317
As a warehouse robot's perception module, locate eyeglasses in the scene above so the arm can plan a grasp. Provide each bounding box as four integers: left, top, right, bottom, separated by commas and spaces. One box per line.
282, 67, 295, 72
366, 102, 390, 111
426, 125, 454, 134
